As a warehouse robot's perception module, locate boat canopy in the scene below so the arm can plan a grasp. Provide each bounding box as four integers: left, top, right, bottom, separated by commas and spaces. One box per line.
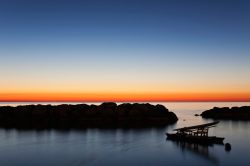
174, 121, 220, 131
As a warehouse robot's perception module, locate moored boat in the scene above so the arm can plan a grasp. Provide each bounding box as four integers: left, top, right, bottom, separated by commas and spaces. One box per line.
166, 121, 224, 144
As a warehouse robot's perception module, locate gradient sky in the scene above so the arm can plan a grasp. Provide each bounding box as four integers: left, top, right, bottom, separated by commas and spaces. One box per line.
0, 0, 250, 102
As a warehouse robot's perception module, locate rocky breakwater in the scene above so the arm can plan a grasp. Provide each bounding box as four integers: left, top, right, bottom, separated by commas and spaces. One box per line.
0, 102, 178, 129
201, 106, 250, 120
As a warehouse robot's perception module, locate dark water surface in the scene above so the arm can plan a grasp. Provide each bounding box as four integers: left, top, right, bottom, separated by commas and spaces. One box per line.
0, 102, 249, 166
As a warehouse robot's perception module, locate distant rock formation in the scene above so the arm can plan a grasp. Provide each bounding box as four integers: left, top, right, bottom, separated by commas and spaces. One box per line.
0, 102, 178, 129
201, 106, 250, 120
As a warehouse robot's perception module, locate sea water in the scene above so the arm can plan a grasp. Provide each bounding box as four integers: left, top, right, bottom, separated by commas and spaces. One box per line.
0, 102, 249, 166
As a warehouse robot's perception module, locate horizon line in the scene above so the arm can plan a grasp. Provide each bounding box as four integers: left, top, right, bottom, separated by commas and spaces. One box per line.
1, 92, 250, 103
1, 100, 250, 103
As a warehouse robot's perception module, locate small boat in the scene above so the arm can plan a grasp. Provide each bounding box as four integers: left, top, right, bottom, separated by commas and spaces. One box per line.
166, 121, 224, 144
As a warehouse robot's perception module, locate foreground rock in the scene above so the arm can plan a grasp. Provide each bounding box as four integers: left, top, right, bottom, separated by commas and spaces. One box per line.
0, 103, 178, 129
201, 106, 250, 120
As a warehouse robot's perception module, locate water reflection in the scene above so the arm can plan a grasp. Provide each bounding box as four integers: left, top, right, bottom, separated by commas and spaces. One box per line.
170, 141, 220, 165
0, 102, 250, 166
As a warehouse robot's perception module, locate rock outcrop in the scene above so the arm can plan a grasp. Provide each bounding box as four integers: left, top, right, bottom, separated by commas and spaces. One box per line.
201, 106, 250, 120
0, 102, 178, 128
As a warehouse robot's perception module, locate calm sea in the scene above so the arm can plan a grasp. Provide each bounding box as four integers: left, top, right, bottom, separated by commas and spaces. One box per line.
0, 102, 249, 166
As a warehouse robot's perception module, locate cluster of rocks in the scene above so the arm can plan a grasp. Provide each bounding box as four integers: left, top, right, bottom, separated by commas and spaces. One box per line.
0, 102, 178, 129
201, 106, 250, 120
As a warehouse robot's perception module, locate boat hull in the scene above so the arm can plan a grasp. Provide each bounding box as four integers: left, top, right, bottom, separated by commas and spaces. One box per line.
166, 133, 224, 145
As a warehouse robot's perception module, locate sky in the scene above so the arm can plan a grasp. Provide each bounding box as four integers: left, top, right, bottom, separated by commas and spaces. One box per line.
0, 0, 250, 102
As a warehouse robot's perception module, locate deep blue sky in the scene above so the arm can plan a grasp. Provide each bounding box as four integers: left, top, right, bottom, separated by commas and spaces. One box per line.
0, 0, 250, 100
1, 0, 250, 45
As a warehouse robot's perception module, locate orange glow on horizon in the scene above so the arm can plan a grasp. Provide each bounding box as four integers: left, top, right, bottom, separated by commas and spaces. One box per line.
0, 92, 250, 102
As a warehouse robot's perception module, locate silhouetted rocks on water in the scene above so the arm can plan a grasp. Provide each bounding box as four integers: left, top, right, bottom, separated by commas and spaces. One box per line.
201, 106, 250, 120
0, 103, 178, 129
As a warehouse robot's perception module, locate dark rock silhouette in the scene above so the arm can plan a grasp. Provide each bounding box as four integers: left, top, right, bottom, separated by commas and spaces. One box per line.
201, 106, 250, 120
0, 103, 178, 129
